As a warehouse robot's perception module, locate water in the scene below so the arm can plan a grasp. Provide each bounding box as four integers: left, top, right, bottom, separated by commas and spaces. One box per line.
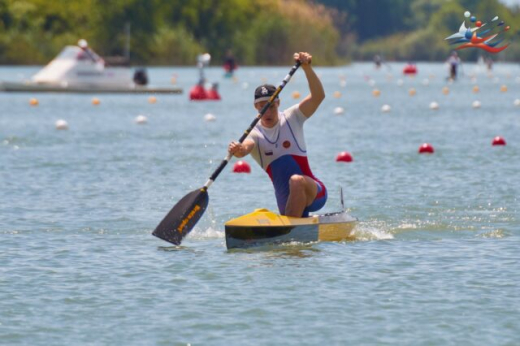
1, 63, 519, 345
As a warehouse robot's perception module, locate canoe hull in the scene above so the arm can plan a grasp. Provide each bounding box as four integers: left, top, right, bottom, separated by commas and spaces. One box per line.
225, 209, 357, 249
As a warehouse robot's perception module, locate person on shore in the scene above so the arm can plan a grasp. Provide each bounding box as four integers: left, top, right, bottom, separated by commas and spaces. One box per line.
223, 49, 237, 77
447, 51, 461, 80
374, 55, 382, 69
228, 52, 326, 218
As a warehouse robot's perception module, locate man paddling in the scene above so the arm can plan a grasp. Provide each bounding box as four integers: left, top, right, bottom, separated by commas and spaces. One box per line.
228, 52, 326, 218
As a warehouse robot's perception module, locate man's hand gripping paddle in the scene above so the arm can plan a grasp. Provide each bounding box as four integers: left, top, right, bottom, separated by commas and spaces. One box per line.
152, 61, 301, 245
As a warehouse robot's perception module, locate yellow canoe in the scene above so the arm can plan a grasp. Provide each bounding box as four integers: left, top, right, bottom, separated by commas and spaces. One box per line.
225, 208, 357, 249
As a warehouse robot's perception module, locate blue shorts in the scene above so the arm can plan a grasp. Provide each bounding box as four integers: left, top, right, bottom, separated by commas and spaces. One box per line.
302, 180, 327, 217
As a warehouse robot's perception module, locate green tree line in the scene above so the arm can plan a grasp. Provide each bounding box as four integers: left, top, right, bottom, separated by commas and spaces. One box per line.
0, 0, 518, 65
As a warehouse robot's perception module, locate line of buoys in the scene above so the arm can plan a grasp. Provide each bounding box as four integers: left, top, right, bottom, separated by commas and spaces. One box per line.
232, 160, 251, 173
135, 115, 148, 124
492, 136, 506, 146
55, 119, 68, 130
336, 151, 353, 163
418, 143, 434, 154
333, 137, 508, 161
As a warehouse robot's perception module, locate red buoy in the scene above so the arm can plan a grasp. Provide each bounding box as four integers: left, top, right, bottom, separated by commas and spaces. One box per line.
206, 88, 221, 100
403, 64, 417, 75
418, 143, 434, 154
189, 84, 208, 100
232, 160, 251, 173
336, 151, 353, 162
492, 136, 506, 146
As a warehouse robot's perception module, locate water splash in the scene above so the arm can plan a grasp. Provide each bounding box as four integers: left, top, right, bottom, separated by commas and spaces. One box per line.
353, 221, 394, 241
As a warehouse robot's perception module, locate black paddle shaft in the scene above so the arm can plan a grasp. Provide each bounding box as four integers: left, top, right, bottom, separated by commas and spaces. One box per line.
207, 60, 301, 185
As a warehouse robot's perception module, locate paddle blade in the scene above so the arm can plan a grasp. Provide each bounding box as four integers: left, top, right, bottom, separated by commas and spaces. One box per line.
152, 188, 209, 245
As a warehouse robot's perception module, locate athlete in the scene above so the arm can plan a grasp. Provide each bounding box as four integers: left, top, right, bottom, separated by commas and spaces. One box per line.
228, 52, 326, 218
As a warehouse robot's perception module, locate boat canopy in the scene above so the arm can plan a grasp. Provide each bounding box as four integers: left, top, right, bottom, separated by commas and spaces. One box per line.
32, 46, 132, 87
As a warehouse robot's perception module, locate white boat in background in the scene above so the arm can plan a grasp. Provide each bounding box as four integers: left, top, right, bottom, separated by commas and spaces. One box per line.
0, 40, 182, 94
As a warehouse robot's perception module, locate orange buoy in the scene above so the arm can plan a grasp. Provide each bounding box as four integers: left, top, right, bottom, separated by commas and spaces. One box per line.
442, 86, 449, 95
473, 85, 480, 93
409, 88, 416, 96
92, 97, 100, 105
372, 89, 381, 97
336, 152, 353, 162
333, 91, 341, 98
500, 85, 508, 93
292, 91, 301, 99
492, 136, 506, 146
29, 98, 39, 106
148, 96, 157, 104
418, 143, 434, 154
232, 160, 251, 173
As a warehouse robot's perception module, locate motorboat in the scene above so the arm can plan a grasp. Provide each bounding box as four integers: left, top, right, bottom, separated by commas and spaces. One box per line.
0, 40, 182, 94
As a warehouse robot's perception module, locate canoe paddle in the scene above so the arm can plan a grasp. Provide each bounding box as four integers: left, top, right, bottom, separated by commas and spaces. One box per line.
152, 60, 301, 245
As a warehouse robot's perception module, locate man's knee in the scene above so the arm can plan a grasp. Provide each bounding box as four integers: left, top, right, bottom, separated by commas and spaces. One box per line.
289, 175, 306, 190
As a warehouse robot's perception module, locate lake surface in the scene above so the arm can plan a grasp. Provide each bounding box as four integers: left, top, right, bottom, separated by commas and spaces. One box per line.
1, 62, 519, 345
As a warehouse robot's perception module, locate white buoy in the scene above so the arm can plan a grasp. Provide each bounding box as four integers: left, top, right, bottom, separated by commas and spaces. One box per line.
429, 101, 439, 110
333, 107, 344, 115
55, 119, 69, 130
135, 115, 148, 124
514, 99, 520, 107
472, 100, 481, 109
381, 104, 391, 113
422, 78, 430, 86
397, 79, 404, 87
368, 79, 376, 87
339, 80, 347, 88
242, 82, 249, 89
204, 113, 216, 122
